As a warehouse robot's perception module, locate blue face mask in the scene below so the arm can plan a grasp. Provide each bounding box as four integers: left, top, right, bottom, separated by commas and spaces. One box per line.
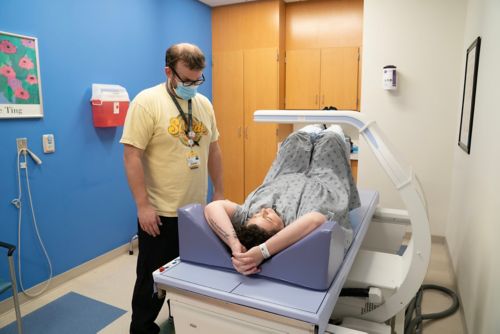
175, 83, 197, 100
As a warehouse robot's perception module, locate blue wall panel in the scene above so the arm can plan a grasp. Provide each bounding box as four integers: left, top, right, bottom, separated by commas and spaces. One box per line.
0, 0, 211, 296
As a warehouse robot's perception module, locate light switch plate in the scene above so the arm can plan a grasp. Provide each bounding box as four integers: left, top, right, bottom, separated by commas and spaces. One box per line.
43, 134, 55, 153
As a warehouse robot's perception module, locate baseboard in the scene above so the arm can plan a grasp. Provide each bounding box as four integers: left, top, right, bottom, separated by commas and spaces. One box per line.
431, 234, 445, 244
443, 238, 469, 334
403, 232, 445, 245
0, 242, 133, 315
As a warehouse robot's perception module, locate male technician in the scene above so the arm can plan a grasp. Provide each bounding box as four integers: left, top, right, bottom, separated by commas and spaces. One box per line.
120, 42, 223, 334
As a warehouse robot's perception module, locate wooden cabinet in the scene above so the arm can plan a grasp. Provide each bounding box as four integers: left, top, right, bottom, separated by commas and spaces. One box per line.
212, 50, 244, 203
350, 159, 358, 184
285, 47, 360, 110
321, 48, 360, 110
213, 49, 283, 203
243, 49, 282, 196
284, 49, 321, 110
212, 0, 290, 203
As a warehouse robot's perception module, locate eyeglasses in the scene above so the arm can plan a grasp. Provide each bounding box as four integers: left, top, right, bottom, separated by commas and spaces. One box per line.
170, 66, 205, 87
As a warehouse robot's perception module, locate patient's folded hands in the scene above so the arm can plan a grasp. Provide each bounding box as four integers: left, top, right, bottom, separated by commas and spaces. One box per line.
229, 239, 247, 255
231, 246, 264, 275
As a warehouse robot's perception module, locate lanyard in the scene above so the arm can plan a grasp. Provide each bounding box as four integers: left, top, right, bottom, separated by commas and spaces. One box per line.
168, 89, 199, 146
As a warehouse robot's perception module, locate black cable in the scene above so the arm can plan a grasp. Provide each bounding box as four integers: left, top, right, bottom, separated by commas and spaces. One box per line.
166, 298, 174, 324
404, 284, 460, 334
340, 287, 369, 298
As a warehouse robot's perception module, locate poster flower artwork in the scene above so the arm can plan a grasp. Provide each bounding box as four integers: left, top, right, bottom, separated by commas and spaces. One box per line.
0, 31, 43, 118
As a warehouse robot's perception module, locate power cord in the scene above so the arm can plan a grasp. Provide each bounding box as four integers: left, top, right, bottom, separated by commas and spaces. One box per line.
13, 149, 53, 297
404, 284, 460, 334
337, 285, 459, 333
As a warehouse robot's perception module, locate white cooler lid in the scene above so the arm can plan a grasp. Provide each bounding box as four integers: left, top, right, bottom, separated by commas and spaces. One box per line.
91, 84, 129, 102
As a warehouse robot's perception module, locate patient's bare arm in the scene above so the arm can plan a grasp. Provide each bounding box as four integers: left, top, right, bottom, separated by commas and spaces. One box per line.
232, 212, 327, 275
204, 200, 246, 254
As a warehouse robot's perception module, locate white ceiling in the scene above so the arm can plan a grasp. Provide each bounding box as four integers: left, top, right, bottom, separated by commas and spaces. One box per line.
198, 0, 307, 7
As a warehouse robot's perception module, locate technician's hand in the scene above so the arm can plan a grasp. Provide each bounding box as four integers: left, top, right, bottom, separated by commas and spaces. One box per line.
138, 204, 162, 237
232, 247, 264, 275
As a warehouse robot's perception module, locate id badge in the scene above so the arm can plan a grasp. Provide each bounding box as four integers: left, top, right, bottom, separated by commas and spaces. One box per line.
186, 150, 200, 169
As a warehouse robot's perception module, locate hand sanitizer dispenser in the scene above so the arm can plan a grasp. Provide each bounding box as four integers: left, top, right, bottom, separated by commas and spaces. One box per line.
383, 65, 397, 90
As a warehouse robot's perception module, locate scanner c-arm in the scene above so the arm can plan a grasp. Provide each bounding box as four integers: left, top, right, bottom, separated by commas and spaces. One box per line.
254, 109, 431, 325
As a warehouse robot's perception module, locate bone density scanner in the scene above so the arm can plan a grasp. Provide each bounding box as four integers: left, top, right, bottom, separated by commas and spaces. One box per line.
153, 110, 431, 334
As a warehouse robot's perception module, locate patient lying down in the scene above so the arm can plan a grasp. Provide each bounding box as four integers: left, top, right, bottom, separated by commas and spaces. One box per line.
204, 125, 360, 275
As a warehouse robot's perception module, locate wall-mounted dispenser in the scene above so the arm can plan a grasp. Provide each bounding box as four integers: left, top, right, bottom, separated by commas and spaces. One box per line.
91, 84, 129, 127
383, 65, 397, 90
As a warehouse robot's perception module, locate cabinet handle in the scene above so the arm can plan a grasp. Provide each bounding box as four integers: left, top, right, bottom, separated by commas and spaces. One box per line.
315, 94, 319, 105
237, 126, 242, 138
244, 126, 248, 139
321, 95, 325, 105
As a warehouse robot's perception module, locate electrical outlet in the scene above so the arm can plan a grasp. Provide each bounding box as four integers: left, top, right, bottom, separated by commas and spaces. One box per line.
16, 138, 27, 153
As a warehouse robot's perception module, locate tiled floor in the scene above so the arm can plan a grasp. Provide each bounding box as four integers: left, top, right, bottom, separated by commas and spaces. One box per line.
0, 240, 467, 333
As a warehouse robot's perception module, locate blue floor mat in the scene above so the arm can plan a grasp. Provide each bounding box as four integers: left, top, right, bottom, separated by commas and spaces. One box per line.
0, 291, 127, 334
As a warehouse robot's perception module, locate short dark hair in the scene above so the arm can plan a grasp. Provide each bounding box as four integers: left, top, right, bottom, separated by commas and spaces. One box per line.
232, 222, 279, 250
165, 43, 205, 70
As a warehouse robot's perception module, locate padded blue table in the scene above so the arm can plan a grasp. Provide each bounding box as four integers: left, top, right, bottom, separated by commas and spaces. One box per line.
153, 189, 379, 334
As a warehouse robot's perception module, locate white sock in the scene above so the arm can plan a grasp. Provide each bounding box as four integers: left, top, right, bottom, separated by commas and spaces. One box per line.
299, 124, 324, 134
324, 124, 345, 138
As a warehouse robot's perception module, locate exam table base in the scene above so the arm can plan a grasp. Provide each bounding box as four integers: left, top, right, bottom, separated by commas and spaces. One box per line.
162, 288, 379, 334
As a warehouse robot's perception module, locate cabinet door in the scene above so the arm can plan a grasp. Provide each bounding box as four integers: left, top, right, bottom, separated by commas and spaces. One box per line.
244, 48, 280, 196
350, 159, 358, 184
320, 47, 359, 110
285, 49, 321, 109
213, 51, 245, 203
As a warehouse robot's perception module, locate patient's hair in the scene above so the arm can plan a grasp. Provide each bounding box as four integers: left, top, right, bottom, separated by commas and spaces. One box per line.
232, 222, 279, 250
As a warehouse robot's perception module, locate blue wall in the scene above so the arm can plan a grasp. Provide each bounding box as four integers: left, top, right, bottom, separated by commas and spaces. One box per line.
0, 0, 211, 298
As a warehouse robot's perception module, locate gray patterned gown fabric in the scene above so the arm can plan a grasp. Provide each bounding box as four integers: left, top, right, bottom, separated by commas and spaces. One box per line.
231, 130, 361, 249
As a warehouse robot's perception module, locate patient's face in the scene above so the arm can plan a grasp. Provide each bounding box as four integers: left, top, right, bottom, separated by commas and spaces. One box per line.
247, 208, 284, 232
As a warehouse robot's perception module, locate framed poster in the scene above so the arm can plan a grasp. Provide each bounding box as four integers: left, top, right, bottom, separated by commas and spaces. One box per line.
458, 36, 481, 154
0, 31, 43, 118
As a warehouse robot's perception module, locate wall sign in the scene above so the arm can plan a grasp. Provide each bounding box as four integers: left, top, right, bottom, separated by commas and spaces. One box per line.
0, 31, 43, 118
458, 36, 481, 154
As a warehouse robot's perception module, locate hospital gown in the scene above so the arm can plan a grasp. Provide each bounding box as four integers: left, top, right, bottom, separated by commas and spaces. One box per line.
231, 130, 360, 250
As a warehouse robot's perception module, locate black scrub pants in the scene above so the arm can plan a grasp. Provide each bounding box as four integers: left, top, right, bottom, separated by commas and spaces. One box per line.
130, 216, 179, 334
